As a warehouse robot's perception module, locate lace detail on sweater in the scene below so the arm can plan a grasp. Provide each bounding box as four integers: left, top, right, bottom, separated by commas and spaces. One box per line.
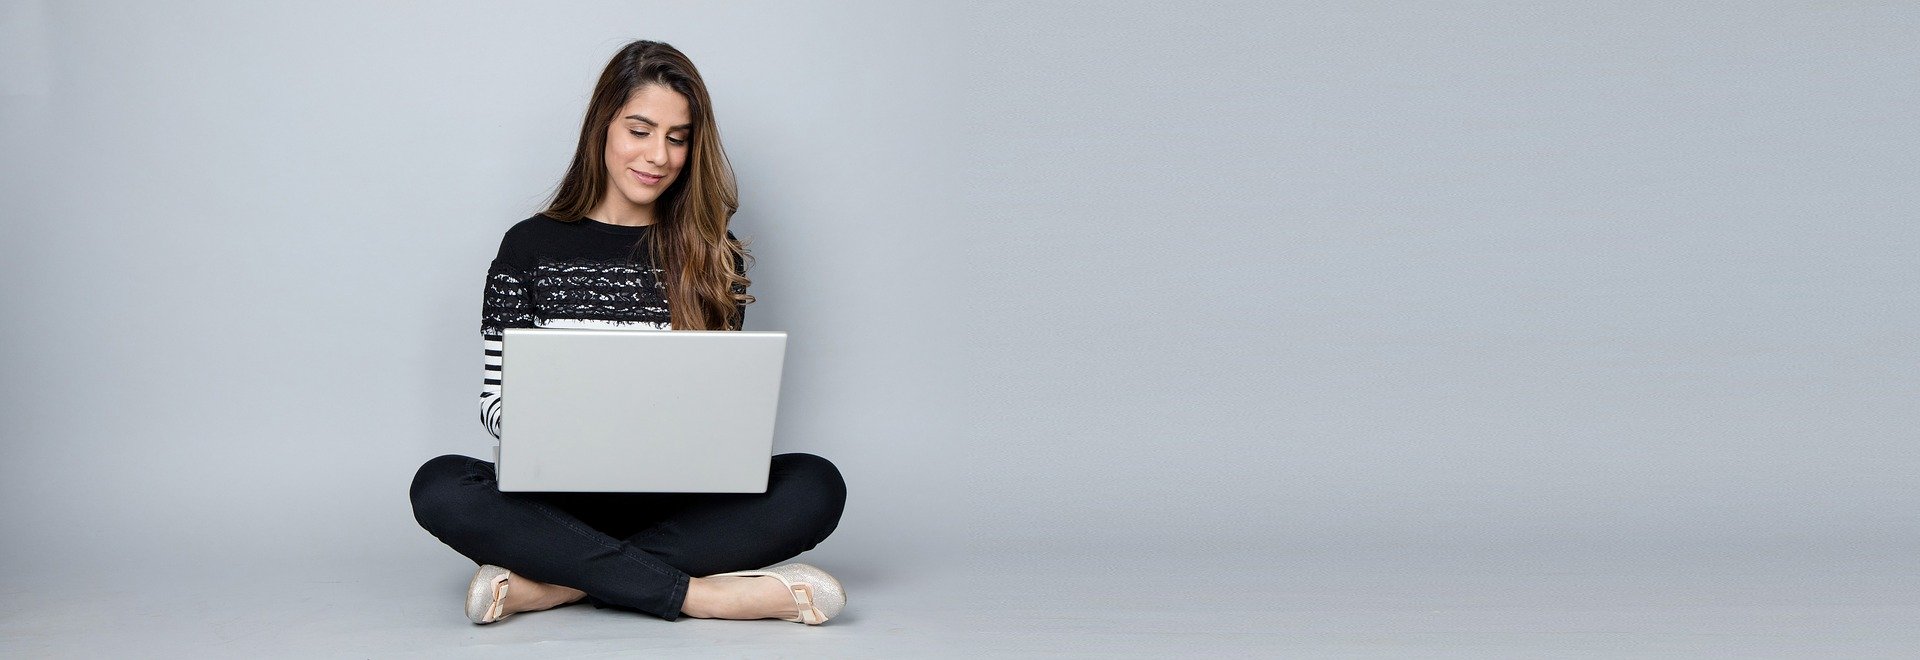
483, 258, 672, 335
525, 259, 672, 326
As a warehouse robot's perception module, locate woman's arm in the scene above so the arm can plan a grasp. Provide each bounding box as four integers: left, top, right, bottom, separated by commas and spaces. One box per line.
480, 257, 536, 440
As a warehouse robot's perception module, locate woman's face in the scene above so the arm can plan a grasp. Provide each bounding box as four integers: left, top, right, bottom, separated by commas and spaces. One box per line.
599, 84, 692, 221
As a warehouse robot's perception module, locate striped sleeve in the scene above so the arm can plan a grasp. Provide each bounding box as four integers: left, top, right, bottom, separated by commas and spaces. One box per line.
480, 258, 535, 440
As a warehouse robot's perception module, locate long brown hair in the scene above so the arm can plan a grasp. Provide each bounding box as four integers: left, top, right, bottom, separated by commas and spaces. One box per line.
541, 40, 752, 330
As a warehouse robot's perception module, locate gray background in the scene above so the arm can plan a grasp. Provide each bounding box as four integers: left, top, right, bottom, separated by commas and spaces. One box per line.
3, 1, 1915, 656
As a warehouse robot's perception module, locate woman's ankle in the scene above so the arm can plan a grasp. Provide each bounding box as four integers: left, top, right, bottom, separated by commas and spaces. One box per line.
502, 574, 585, 614
682, 575, 795, 620
682, 577, 723, 618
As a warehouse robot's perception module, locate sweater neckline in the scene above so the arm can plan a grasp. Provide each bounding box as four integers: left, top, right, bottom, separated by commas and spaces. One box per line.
579, 216, 654, 236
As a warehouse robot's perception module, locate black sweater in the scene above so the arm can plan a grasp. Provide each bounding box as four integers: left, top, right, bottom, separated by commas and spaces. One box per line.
479, 215, 744, 439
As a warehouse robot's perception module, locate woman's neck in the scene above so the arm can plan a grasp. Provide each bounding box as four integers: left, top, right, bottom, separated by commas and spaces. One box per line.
586, 195, 657, 227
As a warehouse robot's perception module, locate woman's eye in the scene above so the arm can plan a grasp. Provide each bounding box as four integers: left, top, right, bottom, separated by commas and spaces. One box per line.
667, 137, 686, 146
629, 130, 647, 138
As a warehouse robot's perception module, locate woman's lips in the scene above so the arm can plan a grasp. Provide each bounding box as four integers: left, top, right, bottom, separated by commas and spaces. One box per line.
631, 169, 664, 185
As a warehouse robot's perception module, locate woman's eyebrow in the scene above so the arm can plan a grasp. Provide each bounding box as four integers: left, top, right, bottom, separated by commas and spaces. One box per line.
624, 114, 692, 130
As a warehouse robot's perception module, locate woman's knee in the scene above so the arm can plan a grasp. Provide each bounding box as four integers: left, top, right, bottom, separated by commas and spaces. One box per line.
410, 454, 483, 533
774, 452, 845, 494
771, 452, 847, 521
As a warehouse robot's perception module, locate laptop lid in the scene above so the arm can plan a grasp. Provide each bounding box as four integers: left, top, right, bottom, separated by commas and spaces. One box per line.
497, 328, 787, 493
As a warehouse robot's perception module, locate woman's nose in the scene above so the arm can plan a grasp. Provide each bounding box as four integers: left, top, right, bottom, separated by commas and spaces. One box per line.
644, 137, 668, 166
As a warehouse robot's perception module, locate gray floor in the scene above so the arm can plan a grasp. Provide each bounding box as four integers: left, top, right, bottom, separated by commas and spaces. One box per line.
4, 551, 1915, 658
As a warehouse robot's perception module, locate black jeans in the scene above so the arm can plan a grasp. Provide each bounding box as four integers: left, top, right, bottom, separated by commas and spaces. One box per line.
409, 452, 846, 621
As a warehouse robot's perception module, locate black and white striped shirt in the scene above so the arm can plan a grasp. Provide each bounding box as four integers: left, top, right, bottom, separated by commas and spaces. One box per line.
479, 215, 743, 439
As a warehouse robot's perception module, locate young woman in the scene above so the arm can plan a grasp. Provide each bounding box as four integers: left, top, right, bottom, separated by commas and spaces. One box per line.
409, 40, 848, 625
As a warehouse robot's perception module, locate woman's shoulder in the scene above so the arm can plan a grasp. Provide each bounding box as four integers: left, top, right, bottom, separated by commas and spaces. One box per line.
502, 213, 606, 245
504, 213, 573, 237
491, 214, 569, 266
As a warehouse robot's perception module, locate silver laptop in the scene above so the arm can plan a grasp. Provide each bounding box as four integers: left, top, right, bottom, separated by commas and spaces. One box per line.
495, 328, 787, 493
